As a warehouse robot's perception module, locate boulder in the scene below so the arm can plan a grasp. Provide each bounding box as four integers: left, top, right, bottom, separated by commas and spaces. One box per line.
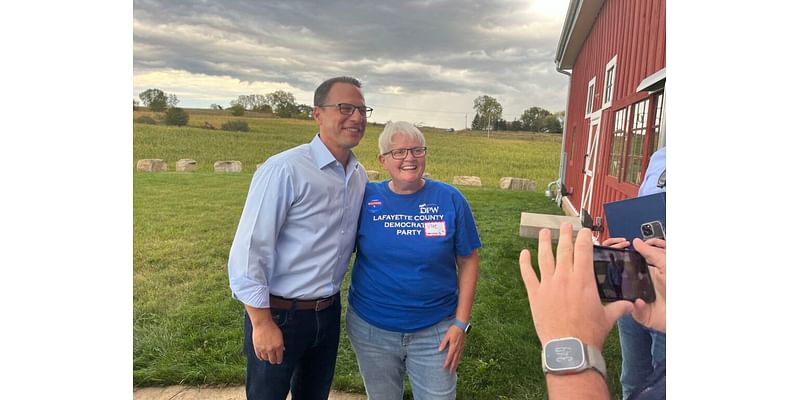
176, 159, 197, 172
453, 176, 482, 187
366, 170, 380, 181
214, 160, 242, 172
499, 177, 535, 191
137, 159, 167, 172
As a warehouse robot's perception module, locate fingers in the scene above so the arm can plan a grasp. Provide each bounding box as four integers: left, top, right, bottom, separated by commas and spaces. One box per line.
519, 249, 540, 298
573, 228, 594, 283
632, 239, 666, 272
555, 223, 575, 273
604, 300, 634, 326
439, 329, 464, 373
643, 238, 666, 249
631, 298, 652, 327
537, 228, 555, 281
602, 237, 630, 249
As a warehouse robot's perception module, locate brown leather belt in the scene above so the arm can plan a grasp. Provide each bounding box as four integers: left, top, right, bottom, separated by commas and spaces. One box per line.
269, 292, 340, 311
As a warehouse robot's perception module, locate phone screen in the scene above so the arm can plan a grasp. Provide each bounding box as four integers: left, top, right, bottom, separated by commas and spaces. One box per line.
592, 245, 656, 303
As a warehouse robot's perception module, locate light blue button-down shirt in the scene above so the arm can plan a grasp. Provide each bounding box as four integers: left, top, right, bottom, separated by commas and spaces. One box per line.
639, 147, 666, 196
228, 134, 367, 308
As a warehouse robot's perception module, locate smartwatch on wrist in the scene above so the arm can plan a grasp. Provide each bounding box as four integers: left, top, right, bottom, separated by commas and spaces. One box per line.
452, 319, 472, 334
541, 337, 606, 379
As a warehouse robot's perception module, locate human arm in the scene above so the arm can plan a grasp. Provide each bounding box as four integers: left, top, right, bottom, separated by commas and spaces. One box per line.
439, 249, 480, 373
228, 163, 293, 363
519, 224, 633, 399
245, 305, 285, 364
631, 238, 667, 333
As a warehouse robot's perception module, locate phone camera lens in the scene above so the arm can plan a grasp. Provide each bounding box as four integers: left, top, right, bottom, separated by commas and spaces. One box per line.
642, 224, 653, 235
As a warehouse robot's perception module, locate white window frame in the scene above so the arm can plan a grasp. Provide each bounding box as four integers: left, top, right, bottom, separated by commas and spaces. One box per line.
585, 77, 596, 118
602, 55, 618, 109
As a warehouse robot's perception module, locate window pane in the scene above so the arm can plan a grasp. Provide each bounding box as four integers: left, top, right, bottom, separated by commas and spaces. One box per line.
608, 108, 627, 178
624, 99, 649, 184
604, 66, 615, 103
649, 93, 664, 157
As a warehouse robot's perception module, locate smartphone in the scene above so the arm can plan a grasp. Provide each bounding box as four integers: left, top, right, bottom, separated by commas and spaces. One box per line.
592, 245, 656, 303
640, 220, 665, 240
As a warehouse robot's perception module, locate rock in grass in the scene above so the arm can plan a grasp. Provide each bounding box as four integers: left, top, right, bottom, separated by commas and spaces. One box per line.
214, 160, 242, 172
366, 170, 380, 180
137, 159, 167, 172
453, 176, 482, 186
176, 159, 197, 172
499, 177, 535, 191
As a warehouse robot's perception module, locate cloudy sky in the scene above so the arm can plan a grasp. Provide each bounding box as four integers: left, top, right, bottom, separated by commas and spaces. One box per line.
133, 0, 570, 129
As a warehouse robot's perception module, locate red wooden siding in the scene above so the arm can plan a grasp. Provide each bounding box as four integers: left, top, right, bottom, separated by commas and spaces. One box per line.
560, 0, 666, 240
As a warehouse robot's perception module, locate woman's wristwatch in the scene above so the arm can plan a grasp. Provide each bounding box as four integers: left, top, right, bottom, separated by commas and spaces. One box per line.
452, 319, 472, 334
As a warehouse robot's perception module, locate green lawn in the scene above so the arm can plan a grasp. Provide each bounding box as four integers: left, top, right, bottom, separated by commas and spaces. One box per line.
133, 115, 623, 398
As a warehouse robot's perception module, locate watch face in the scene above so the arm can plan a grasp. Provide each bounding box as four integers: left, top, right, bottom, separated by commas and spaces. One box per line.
544, 338, 585, 372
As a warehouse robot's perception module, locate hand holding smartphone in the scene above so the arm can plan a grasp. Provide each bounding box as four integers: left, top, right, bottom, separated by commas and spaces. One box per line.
592, 245, 656, 303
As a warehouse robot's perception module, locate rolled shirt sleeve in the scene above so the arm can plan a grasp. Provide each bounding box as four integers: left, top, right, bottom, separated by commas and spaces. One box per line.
228, 162, 294, 308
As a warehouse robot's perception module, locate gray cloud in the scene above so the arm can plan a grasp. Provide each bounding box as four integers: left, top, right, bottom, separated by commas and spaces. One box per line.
133, 0, 569, 126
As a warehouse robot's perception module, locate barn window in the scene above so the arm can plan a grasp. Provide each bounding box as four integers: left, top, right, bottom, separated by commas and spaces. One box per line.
623, 99, 650, 184
608, 107, 627, 178
585, 77, 596, 117
602, 56, 617, 108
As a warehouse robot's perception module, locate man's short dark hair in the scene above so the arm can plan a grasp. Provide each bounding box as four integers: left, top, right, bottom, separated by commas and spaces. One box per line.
314, 76, 361, 106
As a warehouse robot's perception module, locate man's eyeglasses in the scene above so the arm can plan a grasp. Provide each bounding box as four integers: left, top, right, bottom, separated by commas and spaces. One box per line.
319, 103, 373, 118
382, 147, 427, 160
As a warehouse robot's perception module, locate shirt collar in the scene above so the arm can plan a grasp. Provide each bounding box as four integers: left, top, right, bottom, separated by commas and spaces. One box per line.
310, 133, 360, 171
310, 134, 337, 169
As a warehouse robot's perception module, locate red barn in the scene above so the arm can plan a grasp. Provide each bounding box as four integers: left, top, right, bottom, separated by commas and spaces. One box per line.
549, 0, 666, 241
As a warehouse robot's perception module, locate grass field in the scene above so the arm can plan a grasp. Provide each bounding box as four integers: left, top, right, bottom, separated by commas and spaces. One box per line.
133, 111, 624, 398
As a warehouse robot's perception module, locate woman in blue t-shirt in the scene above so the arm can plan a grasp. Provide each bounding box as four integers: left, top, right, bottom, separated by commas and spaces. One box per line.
346, 121, 482, 400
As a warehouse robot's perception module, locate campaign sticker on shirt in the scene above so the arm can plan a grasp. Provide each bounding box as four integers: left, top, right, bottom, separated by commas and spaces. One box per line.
424, 221, 446, 237
366, 195, 384, 213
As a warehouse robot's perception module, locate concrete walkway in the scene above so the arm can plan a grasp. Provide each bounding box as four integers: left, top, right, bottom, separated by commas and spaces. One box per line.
133, 385, 367, 400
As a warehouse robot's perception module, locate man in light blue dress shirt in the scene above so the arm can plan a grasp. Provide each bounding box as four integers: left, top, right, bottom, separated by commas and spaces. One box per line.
228, 76, 370, 400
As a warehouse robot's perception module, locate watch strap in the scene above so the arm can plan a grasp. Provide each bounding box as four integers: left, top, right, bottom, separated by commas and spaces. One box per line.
585, 344, 607, 379
452, 319, 471, 333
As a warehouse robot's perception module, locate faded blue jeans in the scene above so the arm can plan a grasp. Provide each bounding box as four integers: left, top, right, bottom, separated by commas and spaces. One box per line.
346, 307, 457, 400
618, 314, 666, 399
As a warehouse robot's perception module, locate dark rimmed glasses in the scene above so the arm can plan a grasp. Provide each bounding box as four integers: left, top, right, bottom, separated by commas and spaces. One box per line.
319, 103, 373, 118
382, 146, 427, 160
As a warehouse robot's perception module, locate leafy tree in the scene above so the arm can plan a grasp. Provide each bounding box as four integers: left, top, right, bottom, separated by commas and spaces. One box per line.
295, 104, 313, 119
543, 114, 563, 133
231, 94, 269, 111
139, 88, 179, 112
267, 90, 299, 118
520, 106, 552, 132
253, 104, 272, 113
472, 95, 503, 131
164, 107, 189, 126
510, 119, 523, 131
230, 104, 245, 116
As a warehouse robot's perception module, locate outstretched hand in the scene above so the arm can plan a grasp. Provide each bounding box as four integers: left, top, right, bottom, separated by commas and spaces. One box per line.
519, 224, 633, 348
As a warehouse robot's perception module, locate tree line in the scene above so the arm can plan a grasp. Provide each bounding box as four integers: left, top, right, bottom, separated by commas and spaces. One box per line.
472, 95, 564, 133
135, 88, 563, 133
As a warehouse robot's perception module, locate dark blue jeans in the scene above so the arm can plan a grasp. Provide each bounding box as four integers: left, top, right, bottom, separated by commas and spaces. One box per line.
618, 314, 666, 400
243, 299, 341, 400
